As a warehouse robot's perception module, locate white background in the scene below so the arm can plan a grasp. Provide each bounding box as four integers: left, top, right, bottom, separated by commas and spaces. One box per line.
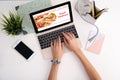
0, 0, 120, 80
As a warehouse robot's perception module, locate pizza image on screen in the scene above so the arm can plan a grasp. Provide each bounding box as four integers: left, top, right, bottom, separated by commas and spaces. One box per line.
34, 13, 57, 28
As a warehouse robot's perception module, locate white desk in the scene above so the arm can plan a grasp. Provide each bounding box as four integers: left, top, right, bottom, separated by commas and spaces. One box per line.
0, 0, 120, 80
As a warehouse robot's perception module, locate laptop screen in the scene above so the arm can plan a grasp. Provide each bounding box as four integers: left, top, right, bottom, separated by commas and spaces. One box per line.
30, 1, 73, 33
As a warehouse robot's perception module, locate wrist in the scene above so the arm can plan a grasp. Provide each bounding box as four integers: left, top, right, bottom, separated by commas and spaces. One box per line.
51, 58, 61, 65
73, 48, 82, 55
53, 57, 62, 61
73, 48, 81, 53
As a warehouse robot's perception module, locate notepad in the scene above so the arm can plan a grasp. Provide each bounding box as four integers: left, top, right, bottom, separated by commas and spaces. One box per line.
85, 30, 105, 54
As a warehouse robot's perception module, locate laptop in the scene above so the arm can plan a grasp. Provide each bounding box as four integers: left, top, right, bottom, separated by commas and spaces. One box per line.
30, 1, 81, 59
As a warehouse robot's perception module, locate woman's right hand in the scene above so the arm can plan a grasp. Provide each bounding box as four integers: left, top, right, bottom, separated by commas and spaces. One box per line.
62, 32, 80, 52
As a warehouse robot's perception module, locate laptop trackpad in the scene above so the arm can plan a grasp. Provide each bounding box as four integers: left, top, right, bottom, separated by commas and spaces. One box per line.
41, 46, 71, 60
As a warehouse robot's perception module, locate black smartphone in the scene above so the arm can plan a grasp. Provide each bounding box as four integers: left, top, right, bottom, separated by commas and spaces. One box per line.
13, 41, 34, 60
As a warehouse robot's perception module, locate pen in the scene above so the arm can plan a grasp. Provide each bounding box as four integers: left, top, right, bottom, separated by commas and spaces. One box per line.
91, 1, 95, 18
95, 8, 108, 19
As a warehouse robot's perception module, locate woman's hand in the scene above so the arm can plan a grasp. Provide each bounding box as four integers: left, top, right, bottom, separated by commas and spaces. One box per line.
51, 36, 64, 61
62, 32, 80, 52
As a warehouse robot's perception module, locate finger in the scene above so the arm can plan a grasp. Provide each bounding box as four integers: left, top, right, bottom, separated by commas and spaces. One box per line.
56, 37, 59, 46
62, 32, 70, 41
58, 36, 61, 46
63, 37, 69, 47
51, 41, 53, 49
54, 38, 57, 47
61, 42, 64, 51
56, 37, 59, 48
70, 32, 75, 38
66, 32, 73, 39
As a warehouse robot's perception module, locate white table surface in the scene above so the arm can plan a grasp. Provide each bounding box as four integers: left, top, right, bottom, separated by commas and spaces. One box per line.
0, 0, 120, 80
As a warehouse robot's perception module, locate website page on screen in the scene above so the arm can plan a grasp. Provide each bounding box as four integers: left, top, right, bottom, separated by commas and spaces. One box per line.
32, 5, 71, 31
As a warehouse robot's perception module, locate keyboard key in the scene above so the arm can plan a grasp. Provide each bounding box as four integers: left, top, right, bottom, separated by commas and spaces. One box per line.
38, 25, 79, 49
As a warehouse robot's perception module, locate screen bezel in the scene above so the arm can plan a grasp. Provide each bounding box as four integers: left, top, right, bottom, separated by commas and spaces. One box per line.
29, 1, 73, 33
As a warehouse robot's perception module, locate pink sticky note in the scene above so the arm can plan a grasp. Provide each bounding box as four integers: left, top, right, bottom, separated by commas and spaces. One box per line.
85, 31, 105, 54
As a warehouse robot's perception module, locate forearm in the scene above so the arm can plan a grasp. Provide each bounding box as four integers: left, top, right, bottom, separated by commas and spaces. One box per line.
48, 64, 59, 80
74, 49, 101, 80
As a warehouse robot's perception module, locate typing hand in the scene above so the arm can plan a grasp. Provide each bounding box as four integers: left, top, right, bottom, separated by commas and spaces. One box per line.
62, 32, 80, 52
51, 36, 64, 60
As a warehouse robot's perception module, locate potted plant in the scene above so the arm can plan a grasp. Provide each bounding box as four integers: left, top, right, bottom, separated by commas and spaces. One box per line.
1, 12, 23, 35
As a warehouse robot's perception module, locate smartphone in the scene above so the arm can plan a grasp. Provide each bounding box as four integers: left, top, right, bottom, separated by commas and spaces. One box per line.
13, 41, 34, 60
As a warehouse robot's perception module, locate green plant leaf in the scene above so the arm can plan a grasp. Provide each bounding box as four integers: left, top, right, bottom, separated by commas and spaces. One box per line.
1, 12, 23, 35
2, 14, 10, 24
9, 12, 15, 21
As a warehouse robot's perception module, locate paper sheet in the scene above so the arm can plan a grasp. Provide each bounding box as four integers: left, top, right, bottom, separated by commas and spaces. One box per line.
85, 30, 105, 54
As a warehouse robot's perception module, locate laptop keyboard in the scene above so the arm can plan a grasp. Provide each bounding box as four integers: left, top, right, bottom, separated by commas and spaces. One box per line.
38, 25, 79, 49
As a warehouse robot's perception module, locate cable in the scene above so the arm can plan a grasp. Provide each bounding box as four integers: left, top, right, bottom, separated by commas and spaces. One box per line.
88, 24, 99, 42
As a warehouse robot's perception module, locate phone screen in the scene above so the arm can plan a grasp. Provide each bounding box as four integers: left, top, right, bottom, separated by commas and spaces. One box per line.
14, 41, 34, 60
